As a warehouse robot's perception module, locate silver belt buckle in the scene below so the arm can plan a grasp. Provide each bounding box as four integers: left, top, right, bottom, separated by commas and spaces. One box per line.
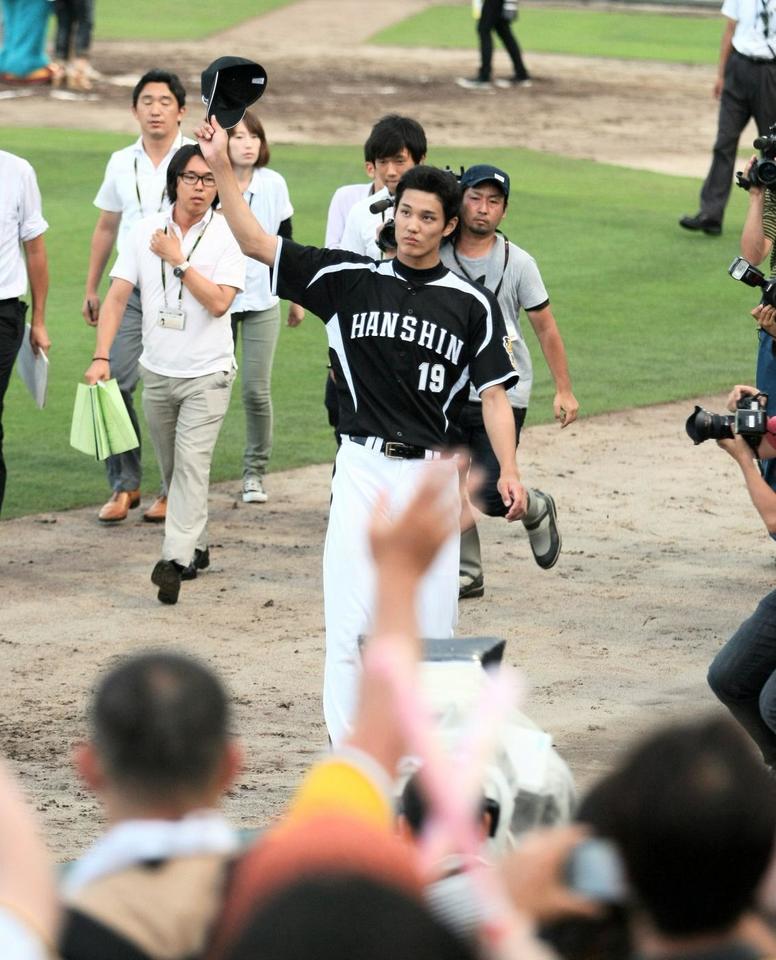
383, 441, 402, 459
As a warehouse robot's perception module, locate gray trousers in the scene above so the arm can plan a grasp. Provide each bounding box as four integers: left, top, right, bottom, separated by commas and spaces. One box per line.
231, 304, 280, 480
141, 366, 234, 566
699, 51, 776, 223
106, 286, 144, 493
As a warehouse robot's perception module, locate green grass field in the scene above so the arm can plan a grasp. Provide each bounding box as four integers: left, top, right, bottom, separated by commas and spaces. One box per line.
77, 0, 293, 41
371, 6, 722, 65
0, 127, 759, 519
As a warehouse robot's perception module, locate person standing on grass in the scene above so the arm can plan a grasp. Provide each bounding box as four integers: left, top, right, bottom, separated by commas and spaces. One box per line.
0, 0, 57, 85
226, 111, 304, 505
456, 0, 532, 91
0, 150, 50, 516
83, 69, 192, 525
84, 145, 244, 606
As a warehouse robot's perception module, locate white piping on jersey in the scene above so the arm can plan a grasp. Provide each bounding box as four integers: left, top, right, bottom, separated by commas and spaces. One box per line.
326, 313, 358, 411
306, 255, 394, 290
441, 364, 472, 432
477, 369, 519, 395
269, 237, 283, 297
428, 270, 494, 357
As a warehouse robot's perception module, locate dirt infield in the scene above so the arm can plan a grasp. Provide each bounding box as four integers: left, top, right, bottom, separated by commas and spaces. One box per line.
1, 1, 772, 858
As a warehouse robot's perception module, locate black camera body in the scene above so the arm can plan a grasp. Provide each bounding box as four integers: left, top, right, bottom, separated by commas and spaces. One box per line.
736, 125, 776, 190
685, 392, 769, 448
728, 256, 776, 308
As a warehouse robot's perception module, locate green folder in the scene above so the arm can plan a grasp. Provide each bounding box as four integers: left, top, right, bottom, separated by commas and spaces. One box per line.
70, 379, 140, 461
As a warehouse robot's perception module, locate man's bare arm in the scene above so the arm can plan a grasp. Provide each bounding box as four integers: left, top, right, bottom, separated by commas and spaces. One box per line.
714, 17, 736, 98
22, 234, 50, 355
481, 384, 527, 520
83, 210, 121, 325
527, 305, 578, 427
83, 278, 134, 384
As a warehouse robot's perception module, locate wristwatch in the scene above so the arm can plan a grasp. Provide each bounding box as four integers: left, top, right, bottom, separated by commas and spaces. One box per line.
173, 260, 190, 279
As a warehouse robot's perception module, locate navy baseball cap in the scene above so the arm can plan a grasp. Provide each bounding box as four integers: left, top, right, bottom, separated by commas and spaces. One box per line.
201, 56, 267, 129
459, 164, 510, 200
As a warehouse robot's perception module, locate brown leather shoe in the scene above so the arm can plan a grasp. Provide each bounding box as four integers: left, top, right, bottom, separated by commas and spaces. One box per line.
98, 489, 140, 523
143, 495, 167, 524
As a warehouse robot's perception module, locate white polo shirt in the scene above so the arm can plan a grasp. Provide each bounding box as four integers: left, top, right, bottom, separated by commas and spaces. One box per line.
231, 167, 293, 313
339, 184, 391, 259
723, 0, 776, 59
325, 182, 372, 248
110, 207, 245, 379
94, 131, 193, 255
0, 151, 48, 300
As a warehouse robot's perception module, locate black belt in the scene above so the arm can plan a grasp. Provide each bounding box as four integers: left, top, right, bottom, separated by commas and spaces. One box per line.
735, 50, 776, 64
347, 435, 443, 460
0, 297, 19, 306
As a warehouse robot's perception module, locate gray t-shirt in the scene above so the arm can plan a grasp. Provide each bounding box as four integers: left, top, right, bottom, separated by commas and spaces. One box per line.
440, 235, 548, 407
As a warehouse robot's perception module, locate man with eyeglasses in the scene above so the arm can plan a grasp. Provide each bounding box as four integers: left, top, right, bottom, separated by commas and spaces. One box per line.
679, 0, 776, 236
84, 145, 245, 605
83, 68, 193, 524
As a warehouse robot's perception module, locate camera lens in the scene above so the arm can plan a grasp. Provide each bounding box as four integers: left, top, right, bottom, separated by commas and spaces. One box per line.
758, 159, 776, 187
685, 406, 735, 445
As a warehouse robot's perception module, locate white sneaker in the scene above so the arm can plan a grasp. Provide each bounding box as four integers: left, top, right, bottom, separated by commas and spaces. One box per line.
494, 76, 533, 88
242, 476, 268, 503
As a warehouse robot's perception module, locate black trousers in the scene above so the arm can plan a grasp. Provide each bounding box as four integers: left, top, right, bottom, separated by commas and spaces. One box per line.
451, 400, 526, 517
700, 51, 776, 222
477, 0, 529, 82
53, 0, 93, 58
0, 298, 27, 515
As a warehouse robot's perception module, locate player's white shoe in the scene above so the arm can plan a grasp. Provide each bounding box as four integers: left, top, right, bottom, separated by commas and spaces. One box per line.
242, 476, 268, 503
522, 489, 561, 570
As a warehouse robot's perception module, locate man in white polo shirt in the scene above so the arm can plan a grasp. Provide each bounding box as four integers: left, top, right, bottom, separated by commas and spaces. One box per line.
84, 144, 245, 605
0, 150, 50, 516
679, 0, 776, 235
83, 68, 192, 524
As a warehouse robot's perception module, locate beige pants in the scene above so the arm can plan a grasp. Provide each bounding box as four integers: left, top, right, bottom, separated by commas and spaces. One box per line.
141, 366, 235, 566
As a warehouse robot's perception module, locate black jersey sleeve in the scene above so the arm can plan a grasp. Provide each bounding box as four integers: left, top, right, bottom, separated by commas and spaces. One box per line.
468, 291, 520, 395
269, 238, 375, 322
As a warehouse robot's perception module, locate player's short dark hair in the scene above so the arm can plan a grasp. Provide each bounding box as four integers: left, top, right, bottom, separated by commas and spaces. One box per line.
395, 165, 462, 225
90, 651, 230, 799
166, 144, 219, 208
581, 716, 776, 937
227, 109, 271, 168
224, 875, 475, 960
132, 68, 186, 109
364, 114, 427, 165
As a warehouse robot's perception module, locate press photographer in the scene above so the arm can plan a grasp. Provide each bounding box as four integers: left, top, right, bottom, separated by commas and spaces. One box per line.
739, 132, 776, 494
705, 385, 776, 768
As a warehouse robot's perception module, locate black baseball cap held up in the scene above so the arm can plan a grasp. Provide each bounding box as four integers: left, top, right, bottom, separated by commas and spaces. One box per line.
201, 56, 267, 129
459, 164, 511, 200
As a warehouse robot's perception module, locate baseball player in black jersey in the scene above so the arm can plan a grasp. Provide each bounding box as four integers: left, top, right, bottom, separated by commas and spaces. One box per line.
196, 117, 526, 745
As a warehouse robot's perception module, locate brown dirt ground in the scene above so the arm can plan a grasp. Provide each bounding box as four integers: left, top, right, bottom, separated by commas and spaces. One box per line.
1, 1, 772, 858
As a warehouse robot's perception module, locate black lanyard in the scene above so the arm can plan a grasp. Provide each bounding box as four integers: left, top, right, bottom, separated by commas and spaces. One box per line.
160, 211, 212, 306
134, 155, 167, 216
452, 233, 510, 299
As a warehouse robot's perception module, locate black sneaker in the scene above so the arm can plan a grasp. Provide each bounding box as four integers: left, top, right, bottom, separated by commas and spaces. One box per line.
181, 547, 210, 582
151, 559, 183, 604
679, 213, 722, 236
456, 76, 493, 89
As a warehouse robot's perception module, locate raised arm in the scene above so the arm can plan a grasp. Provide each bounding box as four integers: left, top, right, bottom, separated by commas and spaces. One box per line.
348, 463, 459, 773
195, 117, 279, 266
0, 759, 58, 951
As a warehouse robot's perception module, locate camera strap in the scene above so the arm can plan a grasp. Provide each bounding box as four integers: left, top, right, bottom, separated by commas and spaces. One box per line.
452, 232, 510, 299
